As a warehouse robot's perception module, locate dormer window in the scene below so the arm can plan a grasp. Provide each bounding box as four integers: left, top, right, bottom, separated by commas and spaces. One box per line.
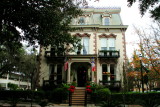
79, 17, 85, 25
102, 13, 111, 25
104, 18, 110, 25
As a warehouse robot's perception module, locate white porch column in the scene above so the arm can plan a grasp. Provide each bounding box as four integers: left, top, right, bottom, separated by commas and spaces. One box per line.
91, 70, 94, 82
54, 64, 57, 80
107, 64, 110, 81
67, 62, 71, 83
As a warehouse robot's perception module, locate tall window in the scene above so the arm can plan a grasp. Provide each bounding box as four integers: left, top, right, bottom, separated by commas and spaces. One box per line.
102, 64, 108, 81
49, 64, 62, 84
82, 37, 89, 54
75, 37, 89, 54
110, 64, 115, 81
100, 38, 115, 50
108, 38, 115, 50
100, 38, 107, 50
49, 65, 55, 80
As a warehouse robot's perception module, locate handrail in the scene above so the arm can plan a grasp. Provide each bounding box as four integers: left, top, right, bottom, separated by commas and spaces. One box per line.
85, 91, 87, 106
69, 91, 72, 106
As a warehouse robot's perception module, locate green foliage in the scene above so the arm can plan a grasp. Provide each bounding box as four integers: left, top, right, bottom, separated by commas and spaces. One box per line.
0, 0, 82, 47
127, 0, 160, 20
96, 88, 111, 100
0, 45, 25, 77
86, 82, 104, 92
52, 88, 69, 103
0, 0, 82, 86
101, 100, 122, 107
93, 92, 160, 107
8, 83, 19, 90
61, 83, 70, 89
71, 81, 77, 87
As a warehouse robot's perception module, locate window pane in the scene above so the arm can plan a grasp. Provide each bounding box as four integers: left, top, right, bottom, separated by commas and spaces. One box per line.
83, 37, 89, 54
102, 64, 107, 72
102, 64, 108, 81
110, 64, 115, 81
101, 47, 107, 50
101, 38, 107, 50
109, 47, 115, 50
108, 38, 115, 50
104, 18, 109, 25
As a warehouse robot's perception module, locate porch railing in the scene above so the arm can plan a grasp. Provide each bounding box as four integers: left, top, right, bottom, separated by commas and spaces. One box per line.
99, 80, 121, 88
85, 91, 87, 106
69, 91, 72, 106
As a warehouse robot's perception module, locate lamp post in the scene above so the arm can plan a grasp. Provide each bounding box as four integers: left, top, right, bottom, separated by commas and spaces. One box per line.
139, 54, 144, 93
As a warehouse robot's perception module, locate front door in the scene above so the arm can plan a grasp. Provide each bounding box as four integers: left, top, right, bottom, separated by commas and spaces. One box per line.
77, 66, 87, 87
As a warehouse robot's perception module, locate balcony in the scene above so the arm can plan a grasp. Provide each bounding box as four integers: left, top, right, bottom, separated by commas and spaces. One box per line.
98, 50, 120, 58
45, 51, 65, 63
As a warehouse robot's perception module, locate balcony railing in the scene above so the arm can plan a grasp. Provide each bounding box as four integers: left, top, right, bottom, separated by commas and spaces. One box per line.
45, 51, 65, 57
45, 51, 65, 63
99, 80, 121, 92
98, 50, 120, 58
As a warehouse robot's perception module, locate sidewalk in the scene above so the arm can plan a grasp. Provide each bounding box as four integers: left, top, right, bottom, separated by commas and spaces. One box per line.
0, 101, 98, 107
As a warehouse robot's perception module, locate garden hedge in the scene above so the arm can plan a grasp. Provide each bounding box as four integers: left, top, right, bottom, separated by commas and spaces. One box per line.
91, 92, 160, 107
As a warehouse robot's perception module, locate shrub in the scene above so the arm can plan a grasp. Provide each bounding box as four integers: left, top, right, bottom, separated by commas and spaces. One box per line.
61, 83, 70, 89
52, 88, 69, 103
97, 88, 111, 101
71, 81, 77, 87
8, 83, 18, 90
87, 82, 104, 92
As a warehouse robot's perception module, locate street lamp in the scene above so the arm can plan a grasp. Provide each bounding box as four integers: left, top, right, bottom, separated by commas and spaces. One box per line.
139, 54, 144, 93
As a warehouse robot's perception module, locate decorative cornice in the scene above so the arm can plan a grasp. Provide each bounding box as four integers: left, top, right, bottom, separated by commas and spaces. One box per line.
99, 33, 117, 38
74, 33, 91, 38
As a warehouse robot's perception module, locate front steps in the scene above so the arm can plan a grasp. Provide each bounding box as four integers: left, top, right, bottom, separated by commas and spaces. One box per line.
69, 87, 91, 106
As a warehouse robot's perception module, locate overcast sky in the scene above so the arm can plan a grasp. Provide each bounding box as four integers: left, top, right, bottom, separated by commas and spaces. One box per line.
87, 0, 153, 58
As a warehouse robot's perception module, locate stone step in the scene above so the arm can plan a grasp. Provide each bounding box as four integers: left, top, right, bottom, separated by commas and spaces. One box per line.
70, 88, 91, 106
